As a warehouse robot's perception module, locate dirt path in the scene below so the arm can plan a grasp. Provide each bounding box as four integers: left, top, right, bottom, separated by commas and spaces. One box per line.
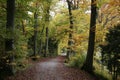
34, 57, 64, 80
6, 56, 97, 80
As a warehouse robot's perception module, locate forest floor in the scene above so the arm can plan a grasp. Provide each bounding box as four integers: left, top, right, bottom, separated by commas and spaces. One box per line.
5, 56, 97, 80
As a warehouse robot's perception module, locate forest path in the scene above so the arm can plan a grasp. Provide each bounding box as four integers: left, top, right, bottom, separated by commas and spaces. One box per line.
6, 56, 97, 80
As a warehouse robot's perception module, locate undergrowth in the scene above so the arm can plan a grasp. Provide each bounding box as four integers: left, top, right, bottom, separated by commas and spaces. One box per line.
93, 60, 112, 80
68, 53, 86, 68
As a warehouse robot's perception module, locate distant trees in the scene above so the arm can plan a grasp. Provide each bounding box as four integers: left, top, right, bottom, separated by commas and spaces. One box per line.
26, 0, 52, 57
43, 0, 51, 57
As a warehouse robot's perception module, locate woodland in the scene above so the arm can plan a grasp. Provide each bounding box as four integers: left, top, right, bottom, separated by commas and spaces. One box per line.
0, 0, 120, 80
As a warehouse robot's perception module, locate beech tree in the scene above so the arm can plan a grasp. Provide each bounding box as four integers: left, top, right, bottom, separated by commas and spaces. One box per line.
33, 4, 38, 56
66, 0, 74, 60
5, 0, 15, 75
82, 0, 97, 73
43, 0, 51, 57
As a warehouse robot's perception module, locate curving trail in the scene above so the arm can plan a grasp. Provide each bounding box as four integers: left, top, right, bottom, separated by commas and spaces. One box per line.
6, 56, 97, 80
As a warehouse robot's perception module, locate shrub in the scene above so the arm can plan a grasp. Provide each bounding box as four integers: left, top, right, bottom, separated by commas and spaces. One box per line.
100, 24, 120, 80
68, 53, 86, 68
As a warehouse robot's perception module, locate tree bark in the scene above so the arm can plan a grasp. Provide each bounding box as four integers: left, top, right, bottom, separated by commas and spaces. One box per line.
33, 12, 38, 56
66, 0, 74, 60
38, 24, 45, 55
44, 27, 49, 57
5, 0, 15, 75
81, 0, 97, 73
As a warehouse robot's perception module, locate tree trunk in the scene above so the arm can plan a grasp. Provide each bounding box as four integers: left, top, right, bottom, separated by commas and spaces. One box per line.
66, 0, 74, 60
81, 0, 97, 73
73, 0, 79, 9
44, 2, 50, 57
44, 27, 49, 57
21, 20, 26, 36
38, 25, 45, 55
39, 39, 42, 54
5, 0, 15, 75
33, 12, 38, 56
